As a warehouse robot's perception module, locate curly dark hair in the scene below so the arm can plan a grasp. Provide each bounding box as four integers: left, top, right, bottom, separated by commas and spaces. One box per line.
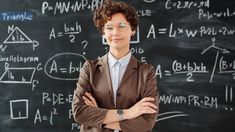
93, 0, 139, 34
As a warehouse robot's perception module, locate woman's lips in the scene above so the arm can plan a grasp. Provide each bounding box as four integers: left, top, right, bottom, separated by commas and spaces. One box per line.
112, 38, 123, 41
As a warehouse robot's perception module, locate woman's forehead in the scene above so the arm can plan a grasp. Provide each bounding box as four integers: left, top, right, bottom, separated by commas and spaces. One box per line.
105, 13, 128, 23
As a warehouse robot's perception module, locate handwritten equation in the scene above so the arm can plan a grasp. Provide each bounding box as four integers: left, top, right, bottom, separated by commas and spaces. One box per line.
41, 0, 103, 15
159, 85, 234, 112
49, 21, 82, 43
44, 53, 86, 80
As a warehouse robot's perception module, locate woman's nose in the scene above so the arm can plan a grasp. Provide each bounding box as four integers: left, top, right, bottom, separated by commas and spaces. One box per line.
112, 27, 121, 35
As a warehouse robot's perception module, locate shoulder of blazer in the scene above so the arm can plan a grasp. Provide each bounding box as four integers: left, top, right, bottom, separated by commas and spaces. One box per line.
138, 60, 154, 72
84, 54, 107, 69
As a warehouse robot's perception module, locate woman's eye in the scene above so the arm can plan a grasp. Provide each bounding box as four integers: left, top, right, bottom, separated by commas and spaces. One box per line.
105, 25, 113, 30
119, 23, 126, 28
119, 25, 126, 29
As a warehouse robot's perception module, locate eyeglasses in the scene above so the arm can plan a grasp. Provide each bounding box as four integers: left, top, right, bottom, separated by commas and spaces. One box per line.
104, 22, 128, 32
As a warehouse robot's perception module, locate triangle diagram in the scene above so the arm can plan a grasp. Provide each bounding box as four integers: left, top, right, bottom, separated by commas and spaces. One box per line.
3, 27, 33, 44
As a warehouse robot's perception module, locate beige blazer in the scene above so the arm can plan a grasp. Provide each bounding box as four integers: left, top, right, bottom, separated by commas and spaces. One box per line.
72, 54, 159, 132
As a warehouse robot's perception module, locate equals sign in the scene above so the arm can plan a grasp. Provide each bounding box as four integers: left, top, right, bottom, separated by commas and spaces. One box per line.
42, 116, 48, 120
158, 28, 167, 34
47, 6, 53, 11
60, 68, 67, 73
57, 32, 63, 37
47, 98, 51, 102
164, 70, 172, 76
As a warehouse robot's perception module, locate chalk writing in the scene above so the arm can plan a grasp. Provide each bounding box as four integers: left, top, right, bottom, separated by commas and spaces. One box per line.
0, 11, 33, 21
42, 92, 73, 106
219, 56, 235, 79
165, 0, 210, 9
44, 53, 86, 80
168, 23, 235, 38
146, 23, 235, 39
71, 123, 81, 130
49, 21, 82, 43
34, 109, 57, 125
138, 9, 152, 17
160, 94, 218, 109
173, 60, 208, 82
199, 8, 235, 19
41, 0, 103, 15
225, 85, 233, 111
0, 55, 39, 63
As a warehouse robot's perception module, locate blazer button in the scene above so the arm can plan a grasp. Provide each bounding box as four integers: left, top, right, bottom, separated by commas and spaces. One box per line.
116, 93, 121, 97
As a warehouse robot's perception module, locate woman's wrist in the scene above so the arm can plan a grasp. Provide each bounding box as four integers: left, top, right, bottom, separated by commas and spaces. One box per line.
123, 109, 130, 120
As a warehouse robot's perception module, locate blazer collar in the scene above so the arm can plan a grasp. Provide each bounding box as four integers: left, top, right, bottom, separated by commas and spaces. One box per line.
119, 55, 138, 87
97, 53, 138, 96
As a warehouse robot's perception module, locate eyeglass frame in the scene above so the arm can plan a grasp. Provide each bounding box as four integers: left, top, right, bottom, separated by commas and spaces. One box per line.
103, 22, 131, 33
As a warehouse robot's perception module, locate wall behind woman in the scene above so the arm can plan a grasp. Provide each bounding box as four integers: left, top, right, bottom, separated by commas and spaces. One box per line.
0, 0, 234, 132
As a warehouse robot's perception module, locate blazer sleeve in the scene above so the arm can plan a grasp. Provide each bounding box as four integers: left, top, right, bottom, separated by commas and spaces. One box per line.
120, 65, 159, 132
72, 60, 108, 128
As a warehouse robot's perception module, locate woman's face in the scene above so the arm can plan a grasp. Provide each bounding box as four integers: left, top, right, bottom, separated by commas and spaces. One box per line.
103, 13, 134, 52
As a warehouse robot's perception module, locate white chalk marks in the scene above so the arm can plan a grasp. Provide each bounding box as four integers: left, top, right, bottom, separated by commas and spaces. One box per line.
225, 85, 233, 111
156, 111, 189, 122
41, 0, 103, 15
9, 99, 29, 120
201, 38, 231, 83
0, 63, 36, 84
1, 26, 39, 51
44, 52, 86, 80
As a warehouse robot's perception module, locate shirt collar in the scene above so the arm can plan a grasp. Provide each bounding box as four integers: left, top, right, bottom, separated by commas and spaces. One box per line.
108, 51, 131, 68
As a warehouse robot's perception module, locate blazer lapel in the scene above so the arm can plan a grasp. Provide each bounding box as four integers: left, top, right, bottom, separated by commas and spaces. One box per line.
119, 55, 138, 88
98, 54, 114, 99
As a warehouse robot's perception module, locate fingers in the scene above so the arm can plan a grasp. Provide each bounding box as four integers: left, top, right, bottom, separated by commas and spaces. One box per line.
140, 107, 157, 114
140, 97, 155, 103
82, 96, 93, 106
141, 102, 158, 110
139, 97, 158, 114
139, 102, 157, 114
82, 92, 98, 107
140, 97, 157, 108
85, 92, 97, 106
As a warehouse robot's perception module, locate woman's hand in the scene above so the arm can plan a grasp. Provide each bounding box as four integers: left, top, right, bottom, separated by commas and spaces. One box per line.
82, 92, 98, 107
125, 97, 157, 120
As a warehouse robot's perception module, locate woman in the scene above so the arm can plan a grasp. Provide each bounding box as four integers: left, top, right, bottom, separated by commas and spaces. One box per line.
72, 0, 159, 132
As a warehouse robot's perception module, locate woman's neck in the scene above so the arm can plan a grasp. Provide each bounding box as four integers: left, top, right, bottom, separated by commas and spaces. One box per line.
110, 49, 130, 60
